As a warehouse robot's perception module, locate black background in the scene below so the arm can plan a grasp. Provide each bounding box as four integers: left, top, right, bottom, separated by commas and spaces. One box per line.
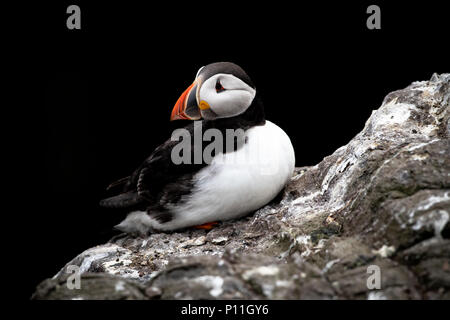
10, 1, 448, 299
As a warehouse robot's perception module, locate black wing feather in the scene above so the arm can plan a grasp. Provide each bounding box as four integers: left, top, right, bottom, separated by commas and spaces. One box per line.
99, 122, 207, 222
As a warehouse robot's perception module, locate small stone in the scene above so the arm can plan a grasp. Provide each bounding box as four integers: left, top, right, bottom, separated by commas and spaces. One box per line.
145, 286, 162, 299
180, 236, 206, 248
372, 245, 396, 258
211, 236, 228, 245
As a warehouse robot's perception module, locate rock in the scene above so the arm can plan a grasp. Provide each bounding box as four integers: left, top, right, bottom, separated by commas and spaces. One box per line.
33, 73, 450, 299
32, 273, 147, 300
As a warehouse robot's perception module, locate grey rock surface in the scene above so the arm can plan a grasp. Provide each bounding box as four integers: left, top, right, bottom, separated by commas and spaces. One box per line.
32, 74, 450, 300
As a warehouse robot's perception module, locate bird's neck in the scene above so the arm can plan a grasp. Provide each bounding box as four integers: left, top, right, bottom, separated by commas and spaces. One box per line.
204, 93, 266, 131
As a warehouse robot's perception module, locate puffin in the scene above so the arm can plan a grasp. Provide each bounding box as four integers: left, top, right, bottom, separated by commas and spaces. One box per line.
100, 62, 295, 234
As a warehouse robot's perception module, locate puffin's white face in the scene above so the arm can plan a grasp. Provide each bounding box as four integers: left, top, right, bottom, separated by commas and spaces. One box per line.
170, 62, 256, 121
197, 73, 256, 120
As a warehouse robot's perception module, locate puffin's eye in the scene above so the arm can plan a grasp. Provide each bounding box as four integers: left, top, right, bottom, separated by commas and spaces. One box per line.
215, 80, 225, 93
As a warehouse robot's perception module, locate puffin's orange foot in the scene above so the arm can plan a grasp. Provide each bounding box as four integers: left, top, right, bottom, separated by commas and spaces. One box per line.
193, 222, 219, 230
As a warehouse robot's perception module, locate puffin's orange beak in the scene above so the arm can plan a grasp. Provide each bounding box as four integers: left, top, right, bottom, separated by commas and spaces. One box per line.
170, 81, 201, 121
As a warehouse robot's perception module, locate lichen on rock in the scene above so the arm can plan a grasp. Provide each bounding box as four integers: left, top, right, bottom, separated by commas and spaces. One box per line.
32, 74, 450, 300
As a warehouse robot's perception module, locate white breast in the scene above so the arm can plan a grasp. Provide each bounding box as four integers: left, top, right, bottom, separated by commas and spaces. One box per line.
156, 120, 296, 230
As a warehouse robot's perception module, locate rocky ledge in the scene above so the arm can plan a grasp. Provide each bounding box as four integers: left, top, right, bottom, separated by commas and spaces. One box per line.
33, 74, 449, 300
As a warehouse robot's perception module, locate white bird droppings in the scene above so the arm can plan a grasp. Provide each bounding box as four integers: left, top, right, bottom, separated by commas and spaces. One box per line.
193, 275, 224, 297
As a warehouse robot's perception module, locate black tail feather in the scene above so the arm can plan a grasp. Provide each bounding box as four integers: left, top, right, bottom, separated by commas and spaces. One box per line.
99, 191, 144, 208
106, 176, 130, 191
